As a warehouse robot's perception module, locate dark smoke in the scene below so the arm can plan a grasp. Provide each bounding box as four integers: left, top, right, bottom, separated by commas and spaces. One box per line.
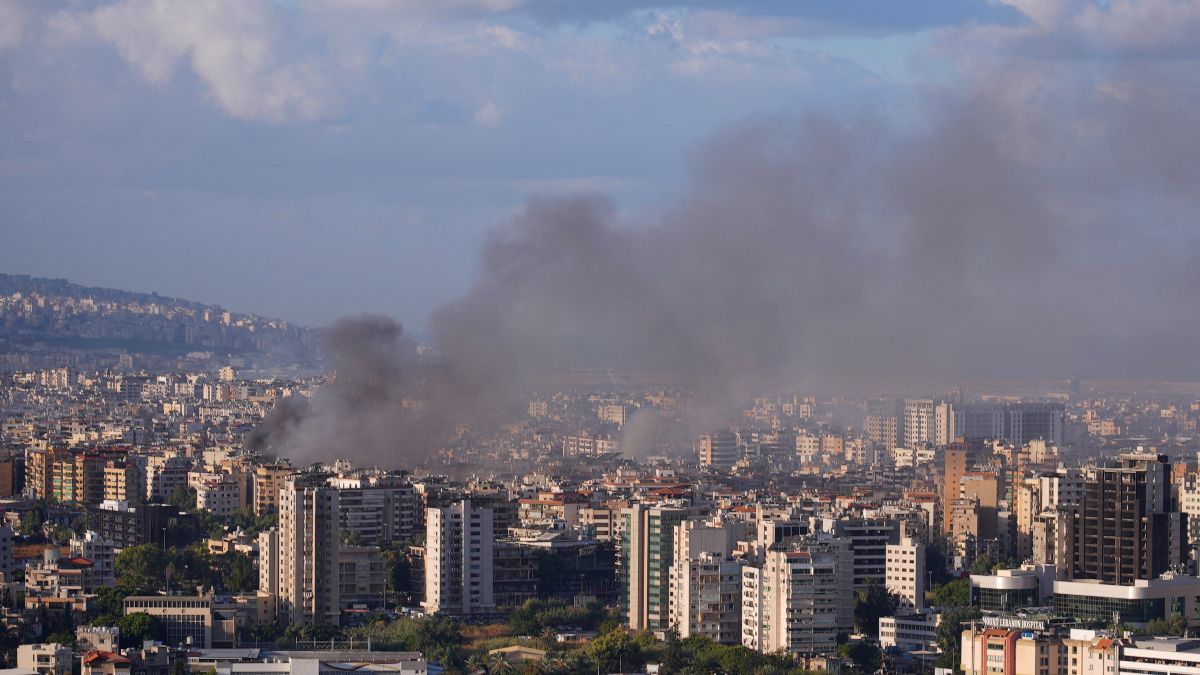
267, 37, 1200, 466
243, 394, 310, 454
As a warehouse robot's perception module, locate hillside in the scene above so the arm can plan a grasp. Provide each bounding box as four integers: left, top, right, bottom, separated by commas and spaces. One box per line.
0, 273, 320, 367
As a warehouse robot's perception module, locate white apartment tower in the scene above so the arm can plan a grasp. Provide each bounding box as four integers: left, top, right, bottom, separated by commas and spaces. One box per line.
885, 535, 926, 611
277, 474, 340, 626
668, 518, 745, 644
423, 499, 495, 615
903, 399, 935, 449
741, 537, 854, 655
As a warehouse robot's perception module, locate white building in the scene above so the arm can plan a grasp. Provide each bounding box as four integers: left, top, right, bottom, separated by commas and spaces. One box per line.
278, 474, 341, 626
196, 476, 244, 517
879, 609, 941, 652
668, 518, 745, 644
71, 531, 116, 588
741, 537, 853, 656
16, 644, 71, 675
885, 535, 926, 611
423, 499, 495, 615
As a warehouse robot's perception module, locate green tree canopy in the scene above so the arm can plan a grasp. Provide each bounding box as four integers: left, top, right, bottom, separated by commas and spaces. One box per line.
117, 612, 163, 649
854, 582, 901, 637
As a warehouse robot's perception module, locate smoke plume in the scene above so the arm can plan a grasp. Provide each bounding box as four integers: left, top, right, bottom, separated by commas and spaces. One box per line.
269, 12, 1200, 466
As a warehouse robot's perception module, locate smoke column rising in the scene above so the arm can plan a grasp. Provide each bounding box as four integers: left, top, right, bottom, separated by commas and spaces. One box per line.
268, 42, 1200, 466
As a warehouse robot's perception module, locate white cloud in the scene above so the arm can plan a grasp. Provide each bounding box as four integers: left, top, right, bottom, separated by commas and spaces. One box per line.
473, 100, 504, 126
58, 0, 335, 123
0, 0, 33, 50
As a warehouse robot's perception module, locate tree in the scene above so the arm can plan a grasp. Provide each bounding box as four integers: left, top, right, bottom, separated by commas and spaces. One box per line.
660, 629, 684, 675
45, 632, 75, 648
95, 586, 129, 616
586, 629, 638, 674
169, 486, 197, 511
222, 551, 258, 592
929, 578, 971, 607
971, 554, 996, 576
117, 612, 163, 649
115, 545, 167, 594
854, 582, 900, 637
839, 640, 883, 673
935, 607, 982, 672
1142, 614, 1188, 637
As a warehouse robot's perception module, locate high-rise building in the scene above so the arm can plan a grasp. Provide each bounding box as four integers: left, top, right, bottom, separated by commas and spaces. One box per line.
1073, 453, 1186, 585
942, 439, 978, 535
696, 430, 738, 469
102, 464, 141, 503
277, 473, 341, 626
145, 454, 190, 503
741, 537, 854, 655
935, 402, 1064, 446
668, 517, 746, 644
329, 477, 423, 546
816, 517, 899, 589
885, 535, 926, 611
252, 463, 294, 516
423, 499, 495, 615
865, 398, 903, 449
903, 399, 935, 449
621, 503, 693, 631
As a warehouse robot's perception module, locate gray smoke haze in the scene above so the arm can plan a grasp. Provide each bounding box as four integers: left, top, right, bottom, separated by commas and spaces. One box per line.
269, 36, 1200, 466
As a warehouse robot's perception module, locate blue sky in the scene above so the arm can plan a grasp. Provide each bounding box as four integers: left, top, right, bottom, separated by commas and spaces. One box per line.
1, 0, 1198, 338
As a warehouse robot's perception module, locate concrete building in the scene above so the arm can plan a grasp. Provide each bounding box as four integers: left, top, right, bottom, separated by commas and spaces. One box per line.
879, 609, 941, 653
144, 455, 190, 503
196, 475, 244, 518
741, 537, 854, 656
329, 477, 423, 546
1053, 574, 1200, 628
17, 644, 71, 675
183, 650, 427, 675
122, 595, 228, 648
423, 499, 495, 615
252, 463, 294, 516
903, 399, 935, 449
71, 531, 116, 588
621, 503, 693, 632
970, 564, 1056, 612
277, 473, 341, 626
1074, 453, 1186, 585
885, 535, 926, 611
696, 431, 738, 469
668, 517, 745, 644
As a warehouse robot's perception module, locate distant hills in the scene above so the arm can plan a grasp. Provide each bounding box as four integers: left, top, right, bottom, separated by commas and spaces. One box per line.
0, 273, 320, 365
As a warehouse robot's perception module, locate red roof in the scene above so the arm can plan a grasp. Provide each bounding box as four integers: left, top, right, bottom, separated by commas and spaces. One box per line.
84, 651, 131, 666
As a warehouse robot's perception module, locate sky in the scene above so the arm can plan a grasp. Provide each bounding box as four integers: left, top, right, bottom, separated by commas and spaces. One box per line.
0, 0, 1015, 327
3, 1, 1200, 387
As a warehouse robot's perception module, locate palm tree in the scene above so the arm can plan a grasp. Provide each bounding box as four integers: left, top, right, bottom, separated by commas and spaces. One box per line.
463, 654, 487, 674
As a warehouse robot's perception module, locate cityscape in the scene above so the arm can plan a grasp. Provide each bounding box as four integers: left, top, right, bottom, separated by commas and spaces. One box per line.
4, 2, 1200, 675
3, 273, 1200, 674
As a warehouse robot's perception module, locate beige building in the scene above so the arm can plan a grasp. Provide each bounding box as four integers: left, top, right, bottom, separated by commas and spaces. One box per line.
17, 643, 72, 675
885, 535, 926, 611
960, 625, 1065, 675
741, 538, 854, 656
277, 474, 341, 626
102, 464, 141, 503
123, 594, 226, 648
252, 463, 294, 516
